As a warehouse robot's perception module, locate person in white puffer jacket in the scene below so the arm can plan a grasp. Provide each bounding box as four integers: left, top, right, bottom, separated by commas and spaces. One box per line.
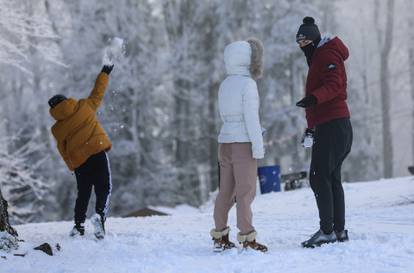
210, 38, 267, 253
218, 41, 264, 159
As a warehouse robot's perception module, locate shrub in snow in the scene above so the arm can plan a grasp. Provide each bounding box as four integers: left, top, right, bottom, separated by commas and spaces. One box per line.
0, 141, 49, 224
0, 231, 18, 252
0, 188, 19, 251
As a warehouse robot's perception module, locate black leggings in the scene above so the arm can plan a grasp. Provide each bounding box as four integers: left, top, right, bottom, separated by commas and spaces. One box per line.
310, 118, 353, 233
74, 151, 112, 224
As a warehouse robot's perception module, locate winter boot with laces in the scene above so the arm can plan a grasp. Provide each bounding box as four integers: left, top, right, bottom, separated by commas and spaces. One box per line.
69, 223, 85, 237
237, 230, 268, 253
335, 229, 349, 242
210, 227, 236, 252
301, 229, 337, 248
91, 213, 106, 240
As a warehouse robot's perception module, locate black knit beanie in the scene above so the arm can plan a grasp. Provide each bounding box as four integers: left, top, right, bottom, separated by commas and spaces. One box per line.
48, 94, 67, 108
296, 17, 321, 43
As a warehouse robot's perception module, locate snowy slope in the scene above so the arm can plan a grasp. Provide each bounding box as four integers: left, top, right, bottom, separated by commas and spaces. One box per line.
2, 177, 414, 273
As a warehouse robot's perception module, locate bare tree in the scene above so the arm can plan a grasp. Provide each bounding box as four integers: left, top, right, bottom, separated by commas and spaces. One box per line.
375, 0, 395, 178
162, 0, 221, 205
0, 0, 62, 72
0, 0, 59, 249
409, 0, 414, 160
0, 140, 49, 224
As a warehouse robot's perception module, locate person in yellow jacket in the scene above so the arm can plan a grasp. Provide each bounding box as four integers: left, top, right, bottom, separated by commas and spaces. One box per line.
49, 65, 114, 239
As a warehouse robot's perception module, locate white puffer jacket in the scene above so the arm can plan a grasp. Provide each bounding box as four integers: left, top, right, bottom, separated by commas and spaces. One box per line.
218, 41, 264, 159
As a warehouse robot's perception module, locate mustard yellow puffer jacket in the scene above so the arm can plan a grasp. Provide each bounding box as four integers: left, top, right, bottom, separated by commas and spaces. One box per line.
50, 73, 112, 171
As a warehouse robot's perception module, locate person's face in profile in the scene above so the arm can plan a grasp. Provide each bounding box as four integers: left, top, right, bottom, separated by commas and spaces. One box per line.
298, 40, 312, 48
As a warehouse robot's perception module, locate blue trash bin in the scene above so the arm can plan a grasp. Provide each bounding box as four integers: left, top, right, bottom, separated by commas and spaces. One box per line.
258, 165, 281, 194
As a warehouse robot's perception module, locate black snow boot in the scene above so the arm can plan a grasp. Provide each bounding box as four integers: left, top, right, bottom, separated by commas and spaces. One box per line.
210, 227, 236, 252
335, 229, 349, 242
301, 229, 337, 248
70, 223, 85, 237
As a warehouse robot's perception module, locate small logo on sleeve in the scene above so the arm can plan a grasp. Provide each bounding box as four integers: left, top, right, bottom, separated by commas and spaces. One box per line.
327, 64, 336, 70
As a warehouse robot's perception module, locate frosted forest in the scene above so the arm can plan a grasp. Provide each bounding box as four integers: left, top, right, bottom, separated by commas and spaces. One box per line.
0, 0, 413, 225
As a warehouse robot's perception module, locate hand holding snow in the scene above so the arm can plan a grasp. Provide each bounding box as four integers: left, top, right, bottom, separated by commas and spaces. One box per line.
303, 135, 313, 148
102, 37, 125, 66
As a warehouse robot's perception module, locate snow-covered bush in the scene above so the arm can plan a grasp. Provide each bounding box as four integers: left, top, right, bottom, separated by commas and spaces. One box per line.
0, 231, 18, 252
0, 139, 49, 224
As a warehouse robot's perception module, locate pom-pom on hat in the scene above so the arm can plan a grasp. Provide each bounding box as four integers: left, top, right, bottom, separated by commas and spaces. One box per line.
296, 16, 321, 43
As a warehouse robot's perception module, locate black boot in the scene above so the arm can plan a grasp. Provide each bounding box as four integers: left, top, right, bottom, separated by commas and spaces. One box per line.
69, 223, 85, 237
335, 229, 349, 242
301, 229, 337, 248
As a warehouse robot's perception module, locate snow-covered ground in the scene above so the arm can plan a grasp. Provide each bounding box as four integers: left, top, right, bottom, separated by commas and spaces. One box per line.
2, 177, 414, 273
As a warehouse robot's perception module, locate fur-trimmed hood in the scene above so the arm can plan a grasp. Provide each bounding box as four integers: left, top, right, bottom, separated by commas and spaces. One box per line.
247, 38, 264, 80
224, 39, 264, 80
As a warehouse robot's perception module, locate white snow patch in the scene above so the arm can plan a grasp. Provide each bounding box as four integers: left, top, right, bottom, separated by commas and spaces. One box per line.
1, 177, 414, 273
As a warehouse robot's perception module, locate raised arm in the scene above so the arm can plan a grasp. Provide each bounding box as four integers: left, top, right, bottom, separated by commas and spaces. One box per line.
87, 65, 113, 110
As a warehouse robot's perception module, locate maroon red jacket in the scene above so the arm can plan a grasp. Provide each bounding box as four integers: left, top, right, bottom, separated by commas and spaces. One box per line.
305, 37, 350, 128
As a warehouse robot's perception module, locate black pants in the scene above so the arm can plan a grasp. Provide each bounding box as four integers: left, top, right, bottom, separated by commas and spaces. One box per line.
310, 118, 353, 234
74, 151, 112, 224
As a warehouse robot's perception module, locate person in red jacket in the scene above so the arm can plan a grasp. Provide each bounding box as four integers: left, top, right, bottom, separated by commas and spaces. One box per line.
295, 17, 353, 248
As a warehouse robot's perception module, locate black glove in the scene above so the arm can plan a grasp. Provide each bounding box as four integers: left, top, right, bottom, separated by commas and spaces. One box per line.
101, 64, 114, 75
296, 95, 317, 108
304, 128, 314, 137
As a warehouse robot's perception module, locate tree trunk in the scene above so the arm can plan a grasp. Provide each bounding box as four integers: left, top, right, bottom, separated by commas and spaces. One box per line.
409, 0, 414, 161
411, 47, 414, 161
319, 0, 338, 34
377, 0, 395, 178
0, 187, 19, 250
289, 56, 301, 170
208, 81, 219, 191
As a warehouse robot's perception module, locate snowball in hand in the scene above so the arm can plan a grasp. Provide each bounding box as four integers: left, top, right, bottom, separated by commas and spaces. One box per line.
303, 135, 314, 148
102, 37, 125, 66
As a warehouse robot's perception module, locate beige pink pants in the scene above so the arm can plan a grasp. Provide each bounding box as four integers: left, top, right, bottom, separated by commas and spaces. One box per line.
213, 143, 257, 234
